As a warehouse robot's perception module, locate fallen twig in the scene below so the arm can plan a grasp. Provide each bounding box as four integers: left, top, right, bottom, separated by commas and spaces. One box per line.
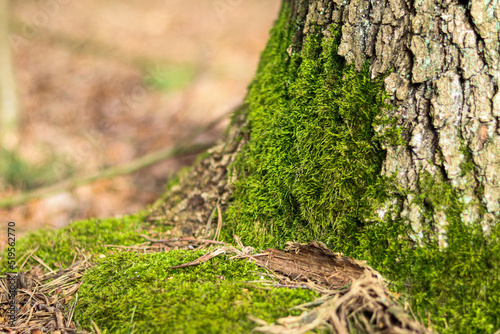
214, 203, 223, 241
139, 234, 226, 245
169, 247, 228, 269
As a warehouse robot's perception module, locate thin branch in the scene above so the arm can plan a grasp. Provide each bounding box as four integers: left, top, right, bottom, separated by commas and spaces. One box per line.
0, 111, 230, 208
0, 142, 212, 208
140, 234, 226, 245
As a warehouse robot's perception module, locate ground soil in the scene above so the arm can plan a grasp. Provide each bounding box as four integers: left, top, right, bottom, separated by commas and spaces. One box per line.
0, 0, 281, 245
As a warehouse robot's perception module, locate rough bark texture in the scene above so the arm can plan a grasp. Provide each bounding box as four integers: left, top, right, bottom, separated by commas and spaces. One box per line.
146, 107, 248, 237
151, 0, 500, 244
285, 0, 500, 244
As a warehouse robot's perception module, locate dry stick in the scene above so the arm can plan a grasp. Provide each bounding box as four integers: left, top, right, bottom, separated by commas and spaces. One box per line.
66, 293, 78, 328
32, 255, 57, 274
17, 246, 39, 272
55, 309, 65, 330
247, 315, 268, 327
23, 302, 35, 328
204, 206, 217, 238
91, 319, 103, 334
0, 112, 230, 208
214, 203, 223, 241
169, 247, 227, 269
23, 285, 39, 327
229, 253, 269, 260
139, 234, 225, 245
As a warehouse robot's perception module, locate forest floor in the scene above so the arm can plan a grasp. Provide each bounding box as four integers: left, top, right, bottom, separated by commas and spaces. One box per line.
0, 0, 280, 245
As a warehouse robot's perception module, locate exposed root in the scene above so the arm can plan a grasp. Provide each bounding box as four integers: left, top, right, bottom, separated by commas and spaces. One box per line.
167, 240, 434, 334
251, 242, 434, 334
0, 236, 434, 334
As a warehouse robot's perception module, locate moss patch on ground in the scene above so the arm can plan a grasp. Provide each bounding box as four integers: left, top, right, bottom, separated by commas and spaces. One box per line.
0, 212, 150, 272
0, 213, 153, 272
1, 214, 318, 333
77, 250, 318, 333
224, 2, 500, 333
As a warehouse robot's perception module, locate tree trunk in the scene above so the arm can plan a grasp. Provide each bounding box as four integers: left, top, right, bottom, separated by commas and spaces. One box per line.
148, 1, 499, 332
0, 0, 19, 149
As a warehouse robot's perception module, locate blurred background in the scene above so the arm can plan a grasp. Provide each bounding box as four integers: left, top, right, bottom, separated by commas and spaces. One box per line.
0, 0, 281, 244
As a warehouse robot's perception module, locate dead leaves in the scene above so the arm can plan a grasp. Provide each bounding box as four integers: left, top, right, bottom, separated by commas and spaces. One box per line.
0, 251, 91, 334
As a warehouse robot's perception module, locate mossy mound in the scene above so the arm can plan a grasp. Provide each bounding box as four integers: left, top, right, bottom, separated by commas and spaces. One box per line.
1, 214, 317, 333
225, 5, 399, 251
224, 3, 500, 333
0, 213, 151, 271
77, 250, 317, 333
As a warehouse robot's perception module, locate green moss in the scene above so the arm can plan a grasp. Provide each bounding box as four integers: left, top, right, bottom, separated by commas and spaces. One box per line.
225, 6, 398, 251
352, 173, 500, 333
77, 250, 318, 334
0, 212, 161, 271
1, 211, 318, 334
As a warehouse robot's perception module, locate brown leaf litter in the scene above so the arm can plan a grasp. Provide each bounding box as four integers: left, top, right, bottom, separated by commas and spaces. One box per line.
0, 251, 91, 334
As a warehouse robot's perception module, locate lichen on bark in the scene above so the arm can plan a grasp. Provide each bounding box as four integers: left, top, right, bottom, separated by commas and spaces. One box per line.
333, 0, 500, 240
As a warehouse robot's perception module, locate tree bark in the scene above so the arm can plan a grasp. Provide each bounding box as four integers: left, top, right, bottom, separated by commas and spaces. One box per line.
280, 0, 500, 244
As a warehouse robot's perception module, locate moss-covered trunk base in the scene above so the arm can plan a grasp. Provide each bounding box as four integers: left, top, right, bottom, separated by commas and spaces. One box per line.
147, 1, 500, 333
